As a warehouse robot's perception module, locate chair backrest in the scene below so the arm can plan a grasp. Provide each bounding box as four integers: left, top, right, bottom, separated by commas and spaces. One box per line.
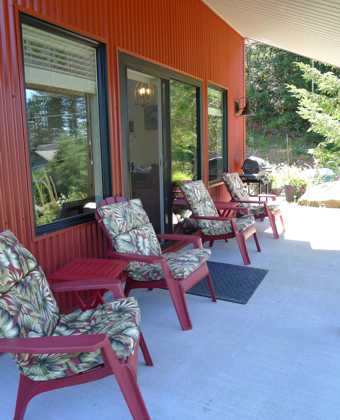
96, 198, 162, 256
97, 195, 128, 209
180, 180, 218, 217
0, 231, 60, 341
222, 172, 249, 201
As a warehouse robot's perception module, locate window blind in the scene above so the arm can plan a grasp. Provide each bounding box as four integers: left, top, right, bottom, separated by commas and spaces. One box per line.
22, 24, 97, 94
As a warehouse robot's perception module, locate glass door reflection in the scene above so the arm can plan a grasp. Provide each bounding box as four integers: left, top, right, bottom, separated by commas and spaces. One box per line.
126, 69, 163, 232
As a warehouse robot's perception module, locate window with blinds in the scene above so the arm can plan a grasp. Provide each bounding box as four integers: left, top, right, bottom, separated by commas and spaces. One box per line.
21, 16, 109, 234
22, 24, 97, 94
208, 86, 227, 183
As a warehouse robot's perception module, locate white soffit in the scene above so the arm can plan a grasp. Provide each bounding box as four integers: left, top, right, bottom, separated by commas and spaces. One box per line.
203, 0, 340, 68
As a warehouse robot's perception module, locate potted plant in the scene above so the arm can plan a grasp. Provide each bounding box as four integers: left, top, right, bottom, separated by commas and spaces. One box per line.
268, 172, 284, 196
284, 176, 307, 201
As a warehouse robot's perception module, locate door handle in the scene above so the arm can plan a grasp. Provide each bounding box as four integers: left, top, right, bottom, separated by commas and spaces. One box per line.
129, 162, 135, 172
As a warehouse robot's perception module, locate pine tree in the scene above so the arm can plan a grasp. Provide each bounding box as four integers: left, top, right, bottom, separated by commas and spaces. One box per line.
288, 63, 340, 172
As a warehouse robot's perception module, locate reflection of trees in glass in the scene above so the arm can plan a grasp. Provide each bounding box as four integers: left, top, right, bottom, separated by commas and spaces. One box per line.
208, 87, 224, 181
27, 91, 87, 147
27, 90, 93, 226
170, 80, 198, 181
47, 136, 90, 199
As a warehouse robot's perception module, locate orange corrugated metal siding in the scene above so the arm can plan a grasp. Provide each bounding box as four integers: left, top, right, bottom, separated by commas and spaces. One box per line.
0, 0, 244, 306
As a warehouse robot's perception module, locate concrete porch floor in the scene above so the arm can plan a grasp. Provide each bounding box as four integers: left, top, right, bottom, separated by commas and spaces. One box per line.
1, 204, 340, 420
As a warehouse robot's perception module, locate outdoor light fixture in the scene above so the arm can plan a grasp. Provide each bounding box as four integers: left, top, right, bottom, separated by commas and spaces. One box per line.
234, 97, 253, 116
134, 82, 155, 106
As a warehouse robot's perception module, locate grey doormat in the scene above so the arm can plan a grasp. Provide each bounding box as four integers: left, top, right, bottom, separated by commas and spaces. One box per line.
188, 261, 268, 304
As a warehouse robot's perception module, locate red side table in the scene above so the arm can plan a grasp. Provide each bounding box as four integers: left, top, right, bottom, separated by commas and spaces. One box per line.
49, 258, 128, 311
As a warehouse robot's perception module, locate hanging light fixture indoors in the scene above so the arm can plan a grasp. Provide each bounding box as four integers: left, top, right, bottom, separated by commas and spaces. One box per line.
134, 82, 155, 106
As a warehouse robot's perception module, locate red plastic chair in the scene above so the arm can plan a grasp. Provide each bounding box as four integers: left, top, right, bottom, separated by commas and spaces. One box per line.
0, 230, 152, 420
96, 196, 216, 331
222, 172, 285, 239
179, 180, 261, 265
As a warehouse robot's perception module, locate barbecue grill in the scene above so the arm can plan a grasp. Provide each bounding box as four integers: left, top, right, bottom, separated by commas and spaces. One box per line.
240, 156, 272, 194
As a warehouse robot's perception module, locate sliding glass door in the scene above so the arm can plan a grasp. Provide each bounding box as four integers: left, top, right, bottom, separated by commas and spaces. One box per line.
125, 69, 163, 232
120, 53, 201, 233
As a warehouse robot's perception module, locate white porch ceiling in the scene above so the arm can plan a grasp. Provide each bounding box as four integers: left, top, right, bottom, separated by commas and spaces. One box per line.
203, 0, 340, 68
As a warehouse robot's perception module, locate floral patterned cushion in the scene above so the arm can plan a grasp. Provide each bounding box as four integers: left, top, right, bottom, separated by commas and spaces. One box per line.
180, 180, 255, 237
0, 231, 141, 382
19, 298, 140, 381
198, 215, 255, 236
127, 248, 211, 281
180, 180, 219, 218
223, 173, 281, 216
0, 230, 39, 294
222, 173, 249, 201
98, 199, 162, 257
0, 231, 60, 338
180, 180, 219, 234
98, 198, 211, 282
248, 203, 281, 216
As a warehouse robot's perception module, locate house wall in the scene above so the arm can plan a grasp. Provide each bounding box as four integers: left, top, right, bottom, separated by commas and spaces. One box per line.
0, 0, 245, 299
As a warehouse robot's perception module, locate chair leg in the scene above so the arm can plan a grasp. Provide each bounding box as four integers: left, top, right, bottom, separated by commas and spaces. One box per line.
139, 333, 153, 366
268, 212, 279, 239
253, 233, 261, 252
165, 279, 192, 330
102, 347, 151, 420
206, 271, 217, 302
280, 214, 285, 232
14, 375, 36, 420
235, 232, 251, 265
209, 240, 214, 247
124, 283, 131, 296
114, 365, 151, 420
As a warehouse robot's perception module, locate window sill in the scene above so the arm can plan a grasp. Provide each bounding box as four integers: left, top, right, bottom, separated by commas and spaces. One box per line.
33, 212, 95, 240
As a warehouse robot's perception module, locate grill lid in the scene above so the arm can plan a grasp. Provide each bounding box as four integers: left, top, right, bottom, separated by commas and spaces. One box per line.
242, 156, 271, 174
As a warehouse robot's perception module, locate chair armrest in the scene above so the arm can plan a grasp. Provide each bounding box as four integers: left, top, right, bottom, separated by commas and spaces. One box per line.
214, 201, 241, 209
232, 199, 262, 204
157, 234, 202, 248
107, 251, 165, 264
258, 194, 276, 202
109, 252, 177, 283
214, 201, 249, 216
50, 278, 124, 293
0, 334, 108, 355
191, 215, 231, 221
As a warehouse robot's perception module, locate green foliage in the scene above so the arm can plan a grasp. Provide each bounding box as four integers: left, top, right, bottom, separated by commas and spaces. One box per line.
172, 170, 190, 187
27, 90, 93, 226
245, 42, 340, 164
26, 91, 87, 149
170, 80, 197, 180
288, 63, 340, 172
32, 135, 90, 225
247, 42, 311, 135
47, 135, 89, 199
32, 169, 60, 225
269, 164, 310, 188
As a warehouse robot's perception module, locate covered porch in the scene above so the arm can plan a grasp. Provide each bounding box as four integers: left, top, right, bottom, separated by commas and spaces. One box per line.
1, 0, 340, 419
1, 204, 340, 419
